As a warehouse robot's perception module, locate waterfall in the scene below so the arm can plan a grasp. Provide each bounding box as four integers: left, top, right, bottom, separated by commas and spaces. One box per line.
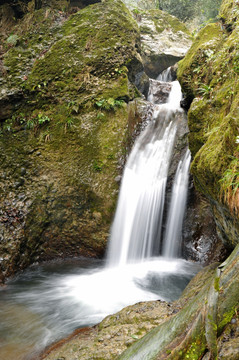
156, 67, 173, 82
107, 68, 189, 267
162, 149, 191, 258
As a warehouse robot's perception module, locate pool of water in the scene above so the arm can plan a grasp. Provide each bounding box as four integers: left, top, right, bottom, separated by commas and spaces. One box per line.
0, 257, 200, 360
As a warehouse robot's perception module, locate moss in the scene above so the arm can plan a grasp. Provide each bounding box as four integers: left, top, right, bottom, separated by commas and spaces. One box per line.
214, 277, 220, 292
0, 0, 143, 277
177, 0, 239, 219
219, 0, 239, 28
218, 308, 236, 332
177, 23, 222, 98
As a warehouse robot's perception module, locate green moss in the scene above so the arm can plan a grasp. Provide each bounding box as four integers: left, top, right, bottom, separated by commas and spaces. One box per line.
218, 308, 236, 332
214, 277, 220, 292
219, 0, 239, 28
177, 23, 222, 98
177, 0, 239, 215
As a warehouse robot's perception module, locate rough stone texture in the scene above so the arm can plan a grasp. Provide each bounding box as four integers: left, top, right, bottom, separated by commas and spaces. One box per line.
177, 0, 239, 249
0, 0, 193, 282
0, 0, 143, 281
182, 185, 229, 264
41, 300, 179, 360
137, 9, 192, 78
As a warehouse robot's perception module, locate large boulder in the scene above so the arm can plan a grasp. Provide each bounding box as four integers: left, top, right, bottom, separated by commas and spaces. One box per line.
177, 0, 239, 249
0, 0, 143, 281
137, 9, 192, 78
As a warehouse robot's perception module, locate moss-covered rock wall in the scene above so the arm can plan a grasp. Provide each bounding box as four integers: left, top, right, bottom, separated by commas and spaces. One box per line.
0, 0, 143, 281
177, 0, 239, 248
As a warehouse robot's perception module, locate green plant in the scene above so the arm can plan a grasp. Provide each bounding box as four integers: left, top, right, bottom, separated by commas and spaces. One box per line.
95, 98, 124, 111
198, 84, 213, 97
93, 160, 103, 172
37, 114, 50, 125
219, 157, 239, 213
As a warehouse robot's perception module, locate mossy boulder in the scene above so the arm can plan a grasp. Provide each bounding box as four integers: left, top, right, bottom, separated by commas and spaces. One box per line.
177, 0, 239, 247
0, 0, 146, 281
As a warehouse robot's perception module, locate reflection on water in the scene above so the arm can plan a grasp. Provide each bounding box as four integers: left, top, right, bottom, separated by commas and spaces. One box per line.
0, 257, 200, 360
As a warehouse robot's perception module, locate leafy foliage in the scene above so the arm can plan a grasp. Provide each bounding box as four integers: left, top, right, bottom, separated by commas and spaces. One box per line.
95, 98, 125, 111
219, 158, 239, 214
158, 0, 222, 22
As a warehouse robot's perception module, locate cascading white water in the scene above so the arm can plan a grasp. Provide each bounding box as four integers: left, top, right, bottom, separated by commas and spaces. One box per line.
107, 117, 177, 267
157, 67, 173, 82
163, 149, 191, 258
107, 71, 187, 267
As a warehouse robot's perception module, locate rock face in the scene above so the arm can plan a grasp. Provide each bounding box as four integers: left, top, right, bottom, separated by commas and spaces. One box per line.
0, 0, 142, 281
137, 9, 192, 78
177, 0, 239, 249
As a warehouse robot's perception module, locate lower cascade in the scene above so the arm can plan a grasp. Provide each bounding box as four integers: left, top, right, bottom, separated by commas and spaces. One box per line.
0, 69, 200, 360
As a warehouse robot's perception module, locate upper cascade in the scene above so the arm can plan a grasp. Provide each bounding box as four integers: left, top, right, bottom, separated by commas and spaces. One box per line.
107, 68, 190, 267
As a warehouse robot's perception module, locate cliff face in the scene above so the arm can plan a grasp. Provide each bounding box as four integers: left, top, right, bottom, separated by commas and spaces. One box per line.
177, 0, 239, 249
0, 0, 142, 280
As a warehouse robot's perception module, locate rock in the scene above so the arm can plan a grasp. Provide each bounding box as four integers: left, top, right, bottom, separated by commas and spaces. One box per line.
0, 89, 23, 121
147, 79, 172, 104
0, 0, 144, 280
41, 300, 180, 360
137, 9, 192, 78
177, 0, 239, 249
182, 185, 229, 264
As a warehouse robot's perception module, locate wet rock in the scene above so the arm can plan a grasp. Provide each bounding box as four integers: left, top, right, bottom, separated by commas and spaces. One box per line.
182, 186, 229, 264
41, 300, 178, 360
147, 79, 172, 104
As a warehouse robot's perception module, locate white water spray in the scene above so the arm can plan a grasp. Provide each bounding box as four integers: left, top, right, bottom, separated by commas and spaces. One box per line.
107, 118, 177, 267
157, 67, 173, 82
